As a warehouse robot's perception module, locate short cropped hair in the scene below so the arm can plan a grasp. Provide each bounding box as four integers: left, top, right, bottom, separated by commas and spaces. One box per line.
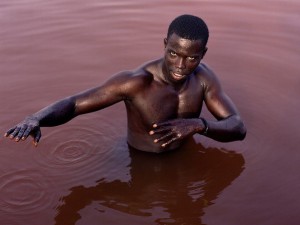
167, 14, 209, 46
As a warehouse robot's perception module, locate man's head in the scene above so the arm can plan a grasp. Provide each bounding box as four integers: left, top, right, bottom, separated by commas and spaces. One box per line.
162, 15, 209, 84
167, 14, 209, 47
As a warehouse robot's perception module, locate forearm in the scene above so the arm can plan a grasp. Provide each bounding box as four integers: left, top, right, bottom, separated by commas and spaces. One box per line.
198, 115, 247, 142
31, 97, 77, 127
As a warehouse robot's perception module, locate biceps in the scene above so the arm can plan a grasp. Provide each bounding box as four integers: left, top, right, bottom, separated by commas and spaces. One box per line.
205, 91, 239, 120
74, 86, 124, 115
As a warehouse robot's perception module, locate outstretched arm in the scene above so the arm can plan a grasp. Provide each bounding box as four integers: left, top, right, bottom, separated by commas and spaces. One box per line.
4, 71, 134, 146
4, 97, 76, 146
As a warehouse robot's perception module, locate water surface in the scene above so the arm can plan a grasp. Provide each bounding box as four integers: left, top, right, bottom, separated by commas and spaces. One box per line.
1, 0, 299, 224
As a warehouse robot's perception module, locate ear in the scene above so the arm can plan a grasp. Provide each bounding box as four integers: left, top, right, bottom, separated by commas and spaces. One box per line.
201, 47, 208, 59
164, 38, 168, 48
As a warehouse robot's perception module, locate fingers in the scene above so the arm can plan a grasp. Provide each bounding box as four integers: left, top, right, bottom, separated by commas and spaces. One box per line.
154, 131, 175, 143
4, 126, 17, 137
151, 129, 182, 148
7, 127, 21, 140
22, 126, 32, 140
33, 130, 41, 147
5, 125, 29, 141
15, 125, 28, 141
4, 125, 41, 146
149, 122, 181, 147
160, 133, 182, 148
149, 122, 172, 135
161, 136, 180, 148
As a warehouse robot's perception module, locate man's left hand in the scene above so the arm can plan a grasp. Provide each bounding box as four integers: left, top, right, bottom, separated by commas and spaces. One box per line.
149, 118, 200, 148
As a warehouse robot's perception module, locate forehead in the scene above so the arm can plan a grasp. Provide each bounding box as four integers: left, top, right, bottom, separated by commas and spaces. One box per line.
166, 33, 204, 55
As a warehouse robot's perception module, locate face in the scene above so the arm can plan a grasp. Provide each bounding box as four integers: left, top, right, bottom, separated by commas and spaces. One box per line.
162, 33, 207, 84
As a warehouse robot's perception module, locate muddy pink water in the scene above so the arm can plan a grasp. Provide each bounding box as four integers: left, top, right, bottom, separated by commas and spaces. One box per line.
0, 0, 299, 224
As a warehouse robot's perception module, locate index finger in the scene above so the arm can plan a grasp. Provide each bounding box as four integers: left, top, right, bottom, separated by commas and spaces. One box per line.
152, 120, 173, 128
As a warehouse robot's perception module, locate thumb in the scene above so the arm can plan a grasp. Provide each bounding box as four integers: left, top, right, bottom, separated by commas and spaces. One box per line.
32, 129, 42, 147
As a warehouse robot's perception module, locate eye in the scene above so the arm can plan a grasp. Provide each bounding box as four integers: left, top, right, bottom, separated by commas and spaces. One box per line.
187, 56, 196, 61
170, 51, 177, 57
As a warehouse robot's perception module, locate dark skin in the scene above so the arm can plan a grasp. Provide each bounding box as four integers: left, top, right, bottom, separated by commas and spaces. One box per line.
4, 33, 246, 153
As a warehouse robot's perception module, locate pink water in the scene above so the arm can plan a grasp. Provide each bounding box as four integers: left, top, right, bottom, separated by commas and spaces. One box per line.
1, 0, 299, 224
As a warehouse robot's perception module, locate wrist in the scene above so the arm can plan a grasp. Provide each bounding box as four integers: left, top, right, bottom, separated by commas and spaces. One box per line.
26, 115, 40, 124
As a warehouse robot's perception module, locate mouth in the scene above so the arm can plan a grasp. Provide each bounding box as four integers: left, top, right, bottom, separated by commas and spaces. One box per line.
171, 72, 186, 80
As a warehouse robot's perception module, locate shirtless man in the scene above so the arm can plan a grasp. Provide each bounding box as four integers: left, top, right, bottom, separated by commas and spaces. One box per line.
4, 14, 246, 153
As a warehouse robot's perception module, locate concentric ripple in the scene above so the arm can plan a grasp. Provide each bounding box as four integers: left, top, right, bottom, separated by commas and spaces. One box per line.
38, 125, 111, 164
33, 123, 127, 185
44, 138, 97, 168
0, 169, 55, 215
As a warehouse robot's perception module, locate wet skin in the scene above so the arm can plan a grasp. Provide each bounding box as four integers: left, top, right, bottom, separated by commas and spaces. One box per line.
4, 33, 246, 153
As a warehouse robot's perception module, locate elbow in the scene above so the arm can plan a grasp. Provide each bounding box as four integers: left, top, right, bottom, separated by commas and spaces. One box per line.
230, 115, 247, 141
237, 121, 247, 141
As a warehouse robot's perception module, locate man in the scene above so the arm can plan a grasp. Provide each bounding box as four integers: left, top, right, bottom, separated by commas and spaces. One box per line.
4, 14, 246, 153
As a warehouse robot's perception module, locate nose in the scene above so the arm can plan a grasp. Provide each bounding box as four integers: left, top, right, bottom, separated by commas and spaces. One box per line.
175, 57, 186, 70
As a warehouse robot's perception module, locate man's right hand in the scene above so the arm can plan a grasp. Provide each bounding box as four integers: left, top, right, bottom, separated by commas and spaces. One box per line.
4, 116, 42, 146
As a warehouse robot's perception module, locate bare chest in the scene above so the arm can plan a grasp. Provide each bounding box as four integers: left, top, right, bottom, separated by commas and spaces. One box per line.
129, 82, 204, 125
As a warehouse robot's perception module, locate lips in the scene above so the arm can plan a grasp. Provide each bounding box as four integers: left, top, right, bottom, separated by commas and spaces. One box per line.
171, 72, 185, 80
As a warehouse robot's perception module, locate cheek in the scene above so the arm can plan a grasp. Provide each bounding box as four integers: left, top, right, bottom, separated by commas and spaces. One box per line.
163, 57, 172, 73
187, 60, 201, 70
164, 56, 175, 68
186, 63, 198, 71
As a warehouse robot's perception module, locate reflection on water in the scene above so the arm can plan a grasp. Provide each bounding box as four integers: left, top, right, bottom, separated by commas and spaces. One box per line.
0, 0, 300, 224
54, 140, 244, 225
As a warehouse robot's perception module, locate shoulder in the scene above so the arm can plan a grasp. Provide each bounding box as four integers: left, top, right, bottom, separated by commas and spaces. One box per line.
194, 63, 219, 83
118, 59, 159, 85
194, 63, 222, 92
103, 59, 160, 96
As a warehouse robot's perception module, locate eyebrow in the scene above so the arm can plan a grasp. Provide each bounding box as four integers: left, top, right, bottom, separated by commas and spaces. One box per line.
168, 48, 201, 57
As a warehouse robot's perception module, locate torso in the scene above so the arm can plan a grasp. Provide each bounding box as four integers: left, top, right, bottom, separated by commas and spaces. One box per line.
124, 59, 206, 153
